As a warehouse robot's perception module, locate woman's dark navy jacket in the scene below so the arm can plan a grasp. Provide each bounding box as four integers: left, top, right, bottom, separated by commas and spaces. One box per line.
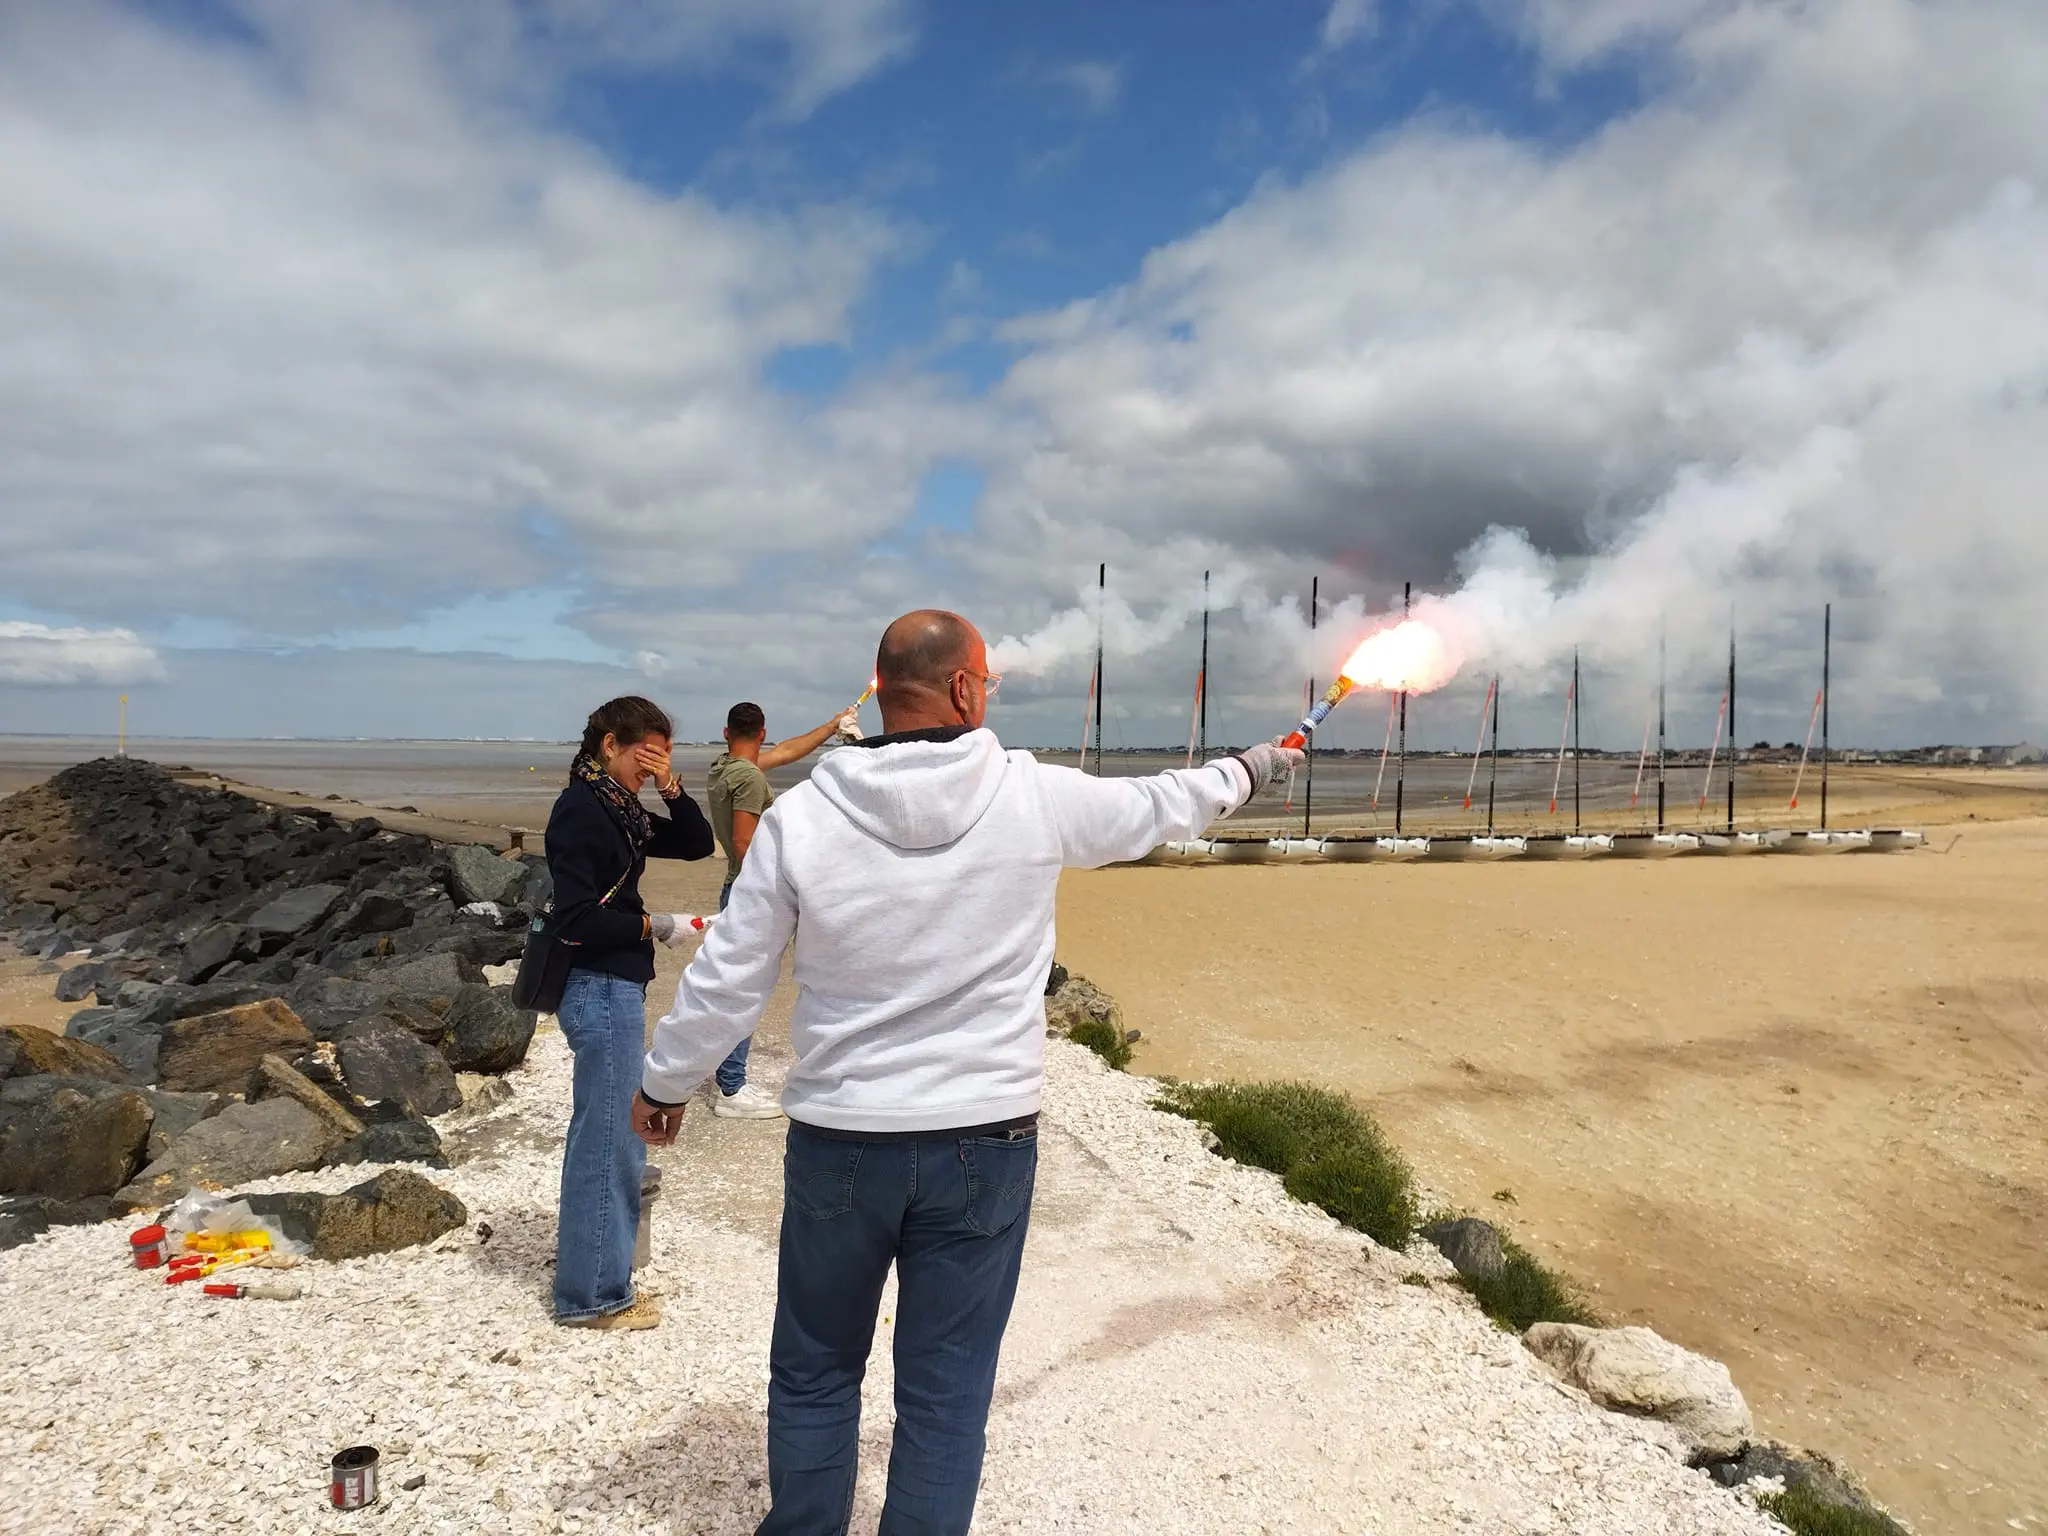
545, 777, 714, 984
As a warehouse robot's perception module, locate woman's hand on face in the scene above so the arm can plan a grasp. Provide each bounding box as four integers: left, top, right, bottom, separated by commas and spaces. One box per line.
633, 740, 673, 790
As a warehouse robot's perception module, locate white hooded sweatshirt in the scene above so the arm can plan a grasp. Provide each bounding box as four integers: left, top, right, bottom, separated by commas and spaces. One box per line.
643, 728, 1254, 1132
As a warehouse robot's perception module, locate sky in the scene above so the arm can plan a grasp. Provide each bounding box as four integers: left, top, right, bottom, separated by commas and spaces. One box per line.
1, 0, 2044, 751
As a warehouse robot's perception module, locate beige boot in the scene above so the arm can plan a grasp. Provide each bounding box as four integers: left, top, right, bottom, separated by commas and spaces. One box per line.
559, 1295, 662, 1331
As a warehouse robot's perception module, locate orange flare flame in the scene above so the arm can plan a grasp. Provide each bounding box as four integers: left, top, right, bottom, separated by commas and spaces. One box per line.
1336, 619, 1454, 694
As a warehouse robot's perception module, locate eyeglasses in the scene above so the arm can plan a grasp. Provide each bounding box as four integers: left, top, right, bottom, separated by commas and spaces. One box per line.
952, 669, 1002, 698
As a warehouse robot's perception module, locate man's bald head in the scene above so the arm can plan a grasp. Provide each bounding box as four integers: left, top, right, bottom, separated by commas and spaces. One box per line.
877, 610, 976, 690
875, 610, 990, 732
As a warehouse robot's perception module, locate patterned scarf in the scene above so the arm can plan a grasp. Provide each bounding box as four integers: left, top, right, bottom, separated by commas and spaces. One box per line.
572, 752, 651, 850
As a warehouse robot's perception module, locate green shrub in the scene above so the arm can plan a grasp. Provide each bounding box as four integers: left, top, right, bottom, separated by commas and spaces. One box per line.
1454, 1234, 1600, 1332
1065, 1017, 1132, 1071
1755, 1485, 1906, 1536
1155, 1080, 1418, 1249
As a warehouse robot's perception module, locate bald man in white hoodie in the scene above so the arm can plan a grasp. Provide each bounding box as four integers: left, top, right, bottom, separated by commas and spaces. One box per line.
633, 610, 1300, 1536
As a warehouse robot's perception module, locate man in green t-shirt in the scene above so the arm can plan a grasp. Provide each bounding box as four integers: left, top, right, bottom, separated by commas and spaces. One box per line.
704, 699, 858, 1117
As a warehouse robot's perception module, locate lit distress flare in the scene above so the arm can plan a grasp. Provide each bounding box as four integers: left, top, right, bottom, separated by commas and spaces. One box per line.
853, 675, 878, 707
1281, 619, 1454, 749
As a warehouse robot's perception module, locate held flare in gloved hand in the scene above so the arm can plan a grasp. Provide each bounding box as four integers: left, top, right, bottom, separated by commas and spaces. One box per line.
1229, 738, 1305, 799
650, 913, 709, 949
834, 707, 864, 742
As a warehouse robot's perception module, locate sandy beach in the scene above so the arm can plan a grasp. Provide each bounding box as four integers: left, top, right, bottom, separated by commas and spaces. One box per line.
1056, 792, 2048, 1533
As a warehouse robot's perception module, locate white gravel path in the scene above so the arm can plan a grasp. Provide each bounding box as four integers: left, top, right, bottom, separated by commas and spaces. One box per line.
0, 1027, 1790, 1535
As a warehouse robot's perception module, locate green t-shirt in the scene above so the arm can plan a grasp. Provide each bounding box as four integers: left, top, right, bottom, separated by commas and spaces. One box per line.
707, 752, 773, 882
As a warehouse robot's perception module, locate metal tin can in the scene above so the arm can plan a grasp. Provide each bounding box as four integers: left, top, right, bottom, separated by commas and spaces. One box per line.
128, 1224, 169, 1269
330, 1445, 379, 1510
634, 1167, 662, 1270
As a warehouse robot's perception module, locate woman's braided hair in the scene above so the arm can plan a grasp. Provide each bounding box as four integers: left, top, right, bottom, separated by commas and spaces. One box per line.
576, 695, 673, 769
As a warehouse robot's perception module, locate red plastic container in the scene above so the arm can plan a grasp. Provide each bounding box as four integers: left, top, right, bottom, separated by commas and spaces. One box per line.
128, 1224, 169, 1269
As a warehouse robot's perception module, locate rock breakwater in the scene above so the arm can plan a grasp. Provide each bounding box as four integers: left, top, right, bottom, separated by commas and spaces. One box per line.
0, 757, 537, 1238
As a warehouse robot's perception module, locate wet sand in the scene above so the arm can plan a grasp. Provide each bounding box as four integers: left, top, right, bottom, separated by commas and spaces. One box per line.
1055, 789, 2048, 1534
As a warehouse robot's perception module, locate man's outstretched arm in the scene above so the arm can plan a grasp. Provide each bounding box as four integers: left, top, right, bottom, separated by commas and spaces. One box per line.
760, 712, 854, 770
1043, 742, 1300, 869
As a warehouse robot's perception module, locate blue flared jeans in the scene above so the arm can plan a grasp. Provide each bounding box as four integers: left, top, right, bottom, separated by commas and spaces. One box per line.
553, 967, 648, 1321
757, 1119, 1038, 1536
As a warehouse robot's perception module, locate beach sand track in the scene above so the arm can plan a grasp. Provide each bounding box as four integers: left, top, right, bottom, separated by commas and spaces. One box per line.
1053, 813, 2048, 1533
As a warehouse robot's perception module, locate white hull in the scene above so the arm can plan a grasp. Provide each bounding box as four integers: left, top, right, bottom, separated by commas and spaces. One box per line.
1317, 836, 1430, 863
1863, 829, 1925, 853
1268, 837, 1327, 862
1609, 833, 1702, 859
1776, 830, 1871, 855
1208, 837, 1279, 864
1520, 834, 1613, 860
1426, 836, 1527, 862
1698, 831, 1771, 855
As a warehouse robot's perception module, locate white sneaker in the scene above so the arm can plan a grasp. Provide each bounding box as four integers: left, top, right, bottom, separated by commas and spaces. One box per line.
713, 1082, 784, 1120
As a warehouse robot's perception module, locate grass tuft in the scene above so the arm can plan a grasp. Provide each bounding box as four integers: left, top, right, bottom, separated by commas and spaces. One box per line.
1155, 1080, 1417, 1249
1065, 1017, 1133, 1071
1755, 1484, 1908, 1536
1453, 1232, 1601, 1332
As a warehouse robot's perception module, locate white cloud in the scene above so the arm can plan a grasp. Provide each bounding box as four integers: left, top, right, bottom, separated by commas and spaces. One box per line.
1045, 59, 1124, 116
1488, 0, 1732, 71
977, 0, 2048, 741
0, 1, 942, 639
1320, 0, 1379, 52
0, 623, 164, 687
469, 0, 915, 119
3, 0, 2044, 751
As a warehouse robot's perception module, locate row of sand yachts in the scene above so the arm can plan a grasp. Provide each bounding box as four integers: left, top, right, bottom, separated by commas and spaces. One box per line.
1142, 827, 1925, 864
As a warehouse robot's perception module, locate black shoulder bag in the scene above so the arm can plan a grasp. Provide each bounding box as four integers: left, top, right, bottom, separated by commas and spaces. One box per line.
510, 865, 629, 1014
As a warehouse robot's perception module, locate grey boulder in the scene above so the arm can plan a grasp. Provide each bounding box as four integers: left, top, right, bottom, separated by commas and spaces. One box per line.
247, 1053, 366, 1142
336, 1023, 463, 1118
286, 975, 388, 1042
155, 998, 314, 1094
1421, 1216, 1505, 1281
244, 1166, 466, 1260
367, 995, 452, 1045
0, 1075, 155, 1200
142, 1090, 225, 1161
373, 951, 483, 998
325, 1114, 446, 1169
53, 962, 105, 1003
178, 922, 263, 984
335, 892, 414, 939
0, 1194, 120, 1252
64, 1006, 167, 1084
0, 1024, 131, 1085
445, 844, 529, 908
246, 884, 346, 948
114, 1096, 342, 1212
439, 985, 537, 1075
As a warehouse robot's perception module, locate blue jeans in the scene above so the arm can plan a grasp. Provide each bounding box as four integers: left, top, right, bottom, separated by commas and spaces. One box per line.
553, 968, 648, 1320
714, 878, 751, 1095
758, 1120, 1038, 1536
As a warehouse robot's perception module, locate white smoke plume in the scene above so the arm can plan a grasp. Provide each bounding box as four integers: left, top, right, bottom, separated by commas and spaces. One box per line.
976, 0, 2048, 746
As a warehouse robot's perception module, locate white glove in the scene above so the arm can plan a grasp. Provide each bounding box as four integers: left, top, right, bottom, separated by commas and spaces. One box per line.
1231, 738, 1305, 799
835, 707, 864, 742
649, 914, 706, 948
